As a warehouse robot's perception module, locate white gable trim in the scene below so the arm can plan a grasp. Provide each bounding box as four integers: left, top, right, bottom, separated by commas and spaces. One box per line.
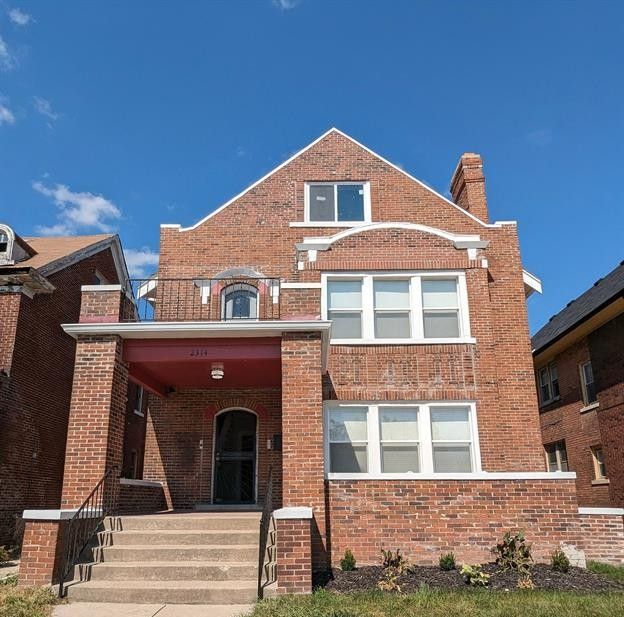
296, 222, 489, 254
168, 128, 508, 233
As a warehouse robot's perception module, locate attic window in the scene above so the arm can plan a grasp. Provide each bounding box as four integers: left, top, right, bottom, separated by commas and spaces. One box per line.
0, 231, 8, 253
0, 225, 15, 264
305, 182, 371, 224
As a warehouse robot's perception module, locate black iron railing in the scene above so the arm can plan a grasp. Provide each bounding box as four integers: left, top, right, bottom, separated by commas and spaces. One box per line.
257, 466, 275, 599
126, 277, 281, 322
58, 466, 119, 598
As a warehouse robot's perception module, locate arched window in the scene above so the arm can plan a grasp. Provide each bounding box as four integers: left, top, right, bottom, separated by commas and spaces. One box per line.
221, 283, 259, 320
0, 225, 14, 263
0, 231, 8, 254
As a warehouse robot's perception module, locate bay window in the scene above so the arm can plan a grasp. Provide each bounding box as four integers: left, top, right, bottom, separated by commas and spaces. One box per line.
325, 402, 479, 477
324, 272, 471, 343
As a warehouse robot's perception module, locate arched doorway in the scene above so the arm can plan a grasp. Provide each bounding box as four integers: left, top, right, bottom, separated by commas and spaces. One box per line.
212, 409, 257, 504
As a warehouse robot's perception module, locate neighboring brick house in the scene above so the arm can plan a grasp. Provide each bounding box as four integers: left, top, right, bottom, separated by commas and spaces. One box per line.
533, 261, 624, 509
0, 226, 146, 546
17, 129, 624, 597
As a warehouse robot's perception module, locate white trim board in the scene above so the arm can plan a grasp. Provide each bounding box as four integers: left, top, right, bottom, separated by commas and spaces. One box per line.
273, 507, 313, 520
327, 472, 578, 481
164, 128, 513, 232
22, 508, 101, 521
578, 507, 624, 516
119, 478, 163, 488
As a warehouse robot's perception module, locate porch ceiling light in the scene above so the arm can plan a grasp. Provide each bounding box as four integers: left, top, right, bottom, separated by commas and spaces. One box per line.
211, 362, 224, 380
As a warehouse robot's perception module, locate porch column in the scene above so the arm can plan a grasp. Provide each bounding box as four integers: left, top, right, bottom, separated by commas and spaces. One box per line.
280, 332, 325, 576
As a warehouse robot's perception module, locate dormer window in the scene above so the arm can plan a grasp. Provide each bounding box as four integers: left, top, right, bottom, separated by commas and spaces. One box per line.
305, 182, 371, 224
0, 231, 8, 253
0, 224, 15, 265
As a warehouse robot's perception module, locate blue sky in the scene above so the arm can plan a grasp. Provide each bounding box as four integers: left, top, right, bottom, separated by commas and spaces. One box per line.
0, 1, 622, 333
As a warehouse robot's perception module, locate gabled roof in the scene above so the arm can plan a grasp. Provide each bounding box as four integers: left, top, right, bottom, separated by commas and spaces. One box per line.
165, 127, 506, 232
532, 260, 624, 355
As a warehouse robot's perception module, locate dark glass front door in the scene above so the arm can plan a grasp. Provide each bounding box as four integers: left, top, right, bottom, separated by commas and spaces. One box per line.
214, 410, 256, 504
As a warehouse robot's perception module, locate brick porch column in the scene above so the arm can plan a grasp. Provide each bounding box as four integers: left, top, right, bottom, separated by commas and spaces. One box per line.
280, 332, 325, 576
274, 507, 313, 594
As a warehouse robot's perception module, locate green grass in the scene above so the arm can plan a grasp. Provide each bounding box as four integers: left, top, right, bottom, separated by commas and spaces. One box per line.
248, 588, 624, 617
588, 561, 624, 583
0, 579, 58, 617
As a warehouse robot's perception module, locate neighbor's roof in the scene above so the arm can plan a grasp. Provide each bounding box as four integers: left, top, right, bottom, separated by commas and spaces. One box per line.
532, 260, 624, 354
20, 234, 113, 272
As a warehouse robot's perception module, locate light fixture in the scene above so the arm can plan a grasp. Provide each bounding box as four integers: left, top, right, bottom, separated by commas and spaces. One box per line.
211, 362, 224, 380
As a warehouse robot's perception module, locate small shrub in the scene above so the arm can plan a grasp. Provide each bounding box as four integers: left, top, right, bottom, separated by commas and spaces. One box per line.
377, 566, 402, 593
439, 552, 456, 571
340, 548, 356, 572
517, 574, 535, 589
460, 564, 490, 587
0, 547, 10, 564
493, 530, 533, 574
551, 549, 570, 573
0, 575, 18, 586
381, 549, 404, 569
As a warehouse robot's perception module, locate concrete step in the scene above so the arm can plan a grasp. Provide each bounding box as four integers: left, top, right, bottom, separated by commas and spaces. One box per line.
99, 529, 258, 546
66, 579, 258, 604
83, 560, 258, 581
108, 514, 260, 532
97, 544, 258, 562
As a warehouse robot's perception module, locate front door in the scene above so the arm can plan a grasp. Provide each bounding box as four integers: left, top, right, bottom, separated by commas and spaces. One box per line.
213, 410, 257, 504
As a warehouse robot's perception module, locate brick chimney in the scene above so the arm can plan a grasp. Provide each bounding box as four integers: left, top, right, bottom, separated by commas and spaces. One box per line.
449, 153, 489, 223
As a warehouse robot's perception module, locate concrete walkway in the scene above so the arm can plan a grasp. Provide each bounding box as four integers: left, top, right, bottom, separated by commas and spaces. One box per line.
53, 603, 253, 617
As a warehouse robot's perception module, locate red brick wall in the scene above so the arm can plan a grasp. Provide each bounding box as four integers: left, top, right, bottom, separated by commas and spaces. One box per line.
327, 479, 580, 565
0, 250, 119, 545
121, 381, 148, 480
579, 513, 624, 565
276, 517, 312, 594
79, 286, 124, 323
18, 520, 66, 586
117, 481, 167, 514
143, 388, 282, 509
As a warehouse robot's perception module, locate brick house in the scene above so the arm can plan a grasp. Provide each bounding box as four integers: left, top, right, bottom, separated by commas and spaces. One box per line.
17, 129, 624, 601
533, 261, 624, 511
0, 227, 147, 546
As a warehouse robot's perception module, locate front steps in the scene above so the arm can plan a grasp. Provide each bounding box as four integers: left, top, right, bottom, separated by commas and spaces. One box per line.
66, 512, 261, 604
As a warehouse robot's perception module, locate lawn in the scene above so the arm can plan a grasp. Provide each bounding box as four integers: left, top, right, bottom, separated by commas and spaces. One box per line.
250, 588, 624, 617
0, 578, 58, 617
588, 561, 624, 583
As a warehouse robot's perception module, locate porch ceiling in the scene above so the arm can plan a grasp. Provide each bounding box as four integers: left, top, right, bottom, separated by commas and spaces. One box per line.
124, 337, 282, 395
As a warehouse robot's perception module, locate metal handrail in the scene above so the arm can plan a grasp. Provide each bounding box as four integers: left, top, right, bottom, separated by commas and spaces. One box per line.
58, 466, 119, 597
257, 466, 275, 599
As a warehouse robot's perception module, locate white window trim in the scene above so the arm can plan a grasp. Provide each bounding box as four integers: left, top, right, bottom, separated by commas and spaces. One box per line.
579, 360, 597, 406
324, 401, 481, 479
537, 362, 559, 407
591, 445, 608, 481
304, 181, 371, 224
545, 441, 568, 472
322, 271, 474, 345
133, 386, 145, 417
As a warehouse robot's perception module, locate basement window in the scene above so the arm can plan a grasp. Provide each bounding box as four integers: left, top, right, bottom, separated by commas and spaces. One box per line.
305, 182, 370, 223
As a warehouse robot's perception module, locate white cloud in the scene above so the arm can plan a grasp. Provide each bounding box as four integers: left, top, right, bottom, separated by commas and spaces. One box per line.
33, 96, 58, 121
272, 0, 301, 10
0, 103, 15, 126
8, 8, 31, 26
526, 128, 553, 147
124, 247, 159, 277
33, 181, 122, 235
0, 34, 16, 70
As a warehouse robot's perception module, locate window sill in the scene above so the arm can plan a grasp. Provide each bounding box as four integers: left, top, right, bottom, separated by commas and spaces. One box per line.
330, 337, 476, 346
133, 409, 145, 417
591, 478, 610, 486
326, 471, 576, 481
580, 402, 600, 414
290, 221, 370, 228
539, 396, 560, 409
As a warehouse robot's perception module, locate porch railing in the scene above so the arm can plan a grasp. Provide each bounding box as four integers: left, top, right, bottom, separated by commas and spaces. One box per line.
257, 466, 276, 599
58, 466, 119, 598
126, 277, 281, 322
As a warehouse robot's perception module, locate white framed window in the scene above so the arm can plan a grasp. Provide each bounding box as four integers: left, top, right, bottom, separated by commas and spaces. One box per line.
221, 283, 259, 320
305, 182, 371, 224
591, 446, 607, 480
325, 401, 480, 478
133, 386, 145, 417
536, 362, 559, 406
544, 441, 568, 472
579, 361, 597, 406
322, 272, 472, 344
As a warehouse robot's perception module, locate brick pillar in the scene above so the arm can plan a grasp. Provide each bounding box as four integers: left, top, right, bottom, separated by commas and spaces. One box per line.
281, 332, 326, 571
274, 507, 313, 594
19, 516, 67, 586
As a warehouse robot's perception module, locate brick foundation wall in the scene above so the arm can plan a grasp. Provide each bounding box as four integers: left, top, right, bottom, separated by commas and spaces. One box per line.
326, 479, 581, 566
275, 516, 312, 594
579, 511, 624, 565
118, 480, 167, 514
0, 250, 119, 545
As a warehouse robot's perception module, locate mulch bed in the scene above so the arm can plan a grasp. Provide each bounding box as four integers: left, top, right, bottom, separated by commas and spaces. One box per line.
319, 563, 624, 593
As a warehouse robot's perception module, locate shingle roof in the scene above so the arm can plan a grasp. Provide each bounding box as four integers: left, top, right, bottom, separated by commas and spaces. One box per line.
17, 234, 113, 271
532, 260, 624, 354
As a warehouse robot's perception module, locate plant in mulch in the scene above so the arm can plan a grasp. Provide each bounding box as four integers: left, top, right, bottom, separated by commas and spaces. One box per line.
551, 549, 570, 573
460, 564, 490, 587
493, 530, 533, 575
517, 574, 536, 589
377, 566, 402, 593
381, 549, 407, 570
439, 552, 456, 571
340, 549, 356, 572
0, 548, 10, 565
